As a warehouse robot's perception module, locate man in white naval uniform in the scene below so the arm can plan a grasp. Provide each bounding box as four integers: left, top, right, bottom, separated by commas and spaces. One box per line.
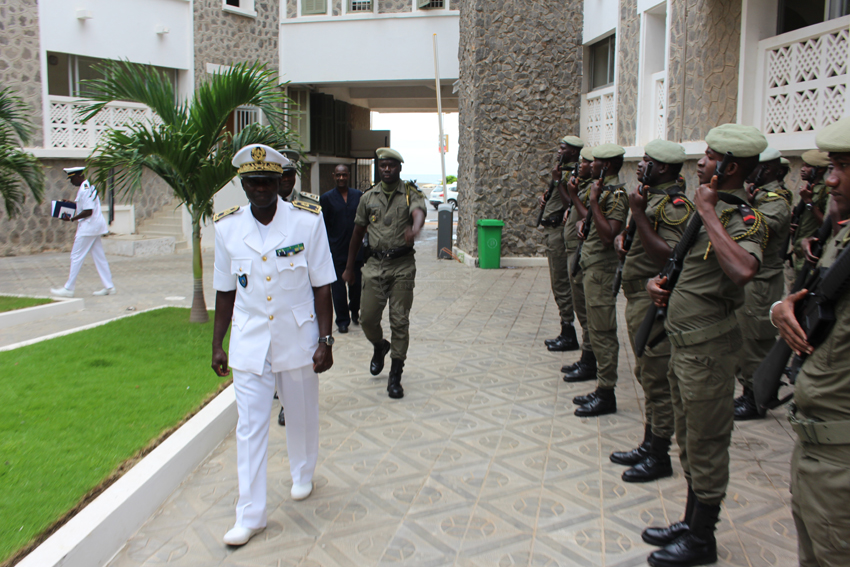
50, 167, 115, 297
211, 144, 336, 547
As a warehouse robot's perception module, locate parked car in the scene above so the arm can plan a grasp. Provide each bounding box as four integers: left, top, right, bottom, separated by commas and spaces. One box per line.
429, 184, 458, 210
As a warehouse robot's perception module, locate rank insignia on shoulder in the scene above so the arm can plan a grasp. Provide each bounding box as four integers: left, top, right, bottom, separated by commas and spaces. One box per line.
292, 199, 321, 214
276, 243, 304, 257
672, 197, 686, 207
299, 192, 320, 204
238, 274, 248, 288
738, 204, 756, 226
214, 206, 241, 222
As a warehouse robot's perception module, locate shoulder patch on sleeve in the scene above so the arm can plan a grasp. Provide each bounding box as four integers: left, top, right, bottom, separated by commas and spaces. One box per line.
214, 206, 241, 222
292, 200, 322, 215
671, 197, 687, 207
738, 204, 756, 226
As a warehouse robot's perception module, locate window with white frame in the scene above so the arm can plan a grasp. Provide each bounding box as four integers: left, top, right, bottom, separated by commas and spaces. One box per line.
349, 0, 372, 12
223, 0, 256, 17
46, 52, 179, 100
288, 88, 311, 152
302, 0, 328, 15
588, 35, 616, 91
778, 0, 850, 34
418, 0, 445, 9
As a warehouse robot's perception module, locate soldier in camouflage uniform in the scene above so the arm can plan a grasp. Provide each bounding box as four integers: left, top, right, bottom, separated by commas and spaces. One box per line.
539, 136, 584, 352
610, 139, 694, 483
772, 116, 850, 567
644, 124, 768, 567
570, 143, 628, 417
734, 148, 792, 420
343, 148, 426, 399
561, 147, 596, 381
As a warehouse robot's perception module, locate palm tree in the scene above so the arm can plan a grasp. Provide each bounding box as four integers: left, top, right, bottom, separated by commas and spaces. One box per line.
0, 86, 45, 217
81, 62, 297, 323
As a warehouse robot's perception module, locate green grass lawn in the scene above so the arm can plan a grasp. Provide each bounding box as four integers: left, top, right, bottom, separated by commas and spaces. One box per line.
0, 308, 230, 564
0, 296, 53, 314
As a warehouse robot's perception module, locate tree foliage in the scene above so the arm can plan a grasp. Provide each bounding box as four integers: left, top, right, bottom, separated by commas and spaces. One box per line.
0, 86, 45, 217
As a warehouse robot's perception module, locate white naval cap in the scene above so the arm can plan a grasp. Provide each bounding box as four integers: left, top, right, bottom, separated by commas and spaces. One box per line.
63, 166, 85, 177
232, 144, 291, 177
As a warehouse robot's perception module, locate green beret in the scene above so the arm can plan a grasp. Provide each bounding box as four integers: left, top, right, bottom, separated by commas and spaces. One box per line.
780, 157, 790, 166
580, 147, 594, 161
560, 135, 585, 149
759, 147, 781, 162
376, 147, 404, 163
816, 117, 850, 153
645, 139, 686, 164
801, 149, 830, 167
592, 143, 625, 160
705, 124, 768, 158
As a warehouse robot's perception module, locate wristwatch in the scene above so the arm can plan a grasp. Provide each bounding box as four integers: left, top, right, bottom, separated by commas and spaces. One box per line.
318, 335, 334, 346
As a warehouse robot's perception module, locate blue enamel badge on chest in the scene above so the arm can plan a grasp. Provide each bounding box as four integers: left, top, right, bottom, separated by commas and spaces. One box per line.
275, 243, 305, 257
238, 274, 248, 288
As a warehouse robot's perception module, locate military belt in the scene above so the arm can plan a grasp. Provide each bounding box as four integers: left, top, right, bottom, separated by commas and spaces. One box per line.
621, 279, 647, 296
666, 315, 737, 348
370, 246, 414, 261
540, 212, 566, 228
789, 406, 850, 445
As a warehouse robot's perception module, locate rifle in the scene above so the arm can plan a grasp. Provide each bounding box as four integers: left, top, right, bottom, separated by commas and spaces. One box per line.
536, 156, 571, 227
612, 161, 654, 296
785, 173, 815, 267
752, 216, 834, 415
634, 152, 735, 357
571, 164, 608, 277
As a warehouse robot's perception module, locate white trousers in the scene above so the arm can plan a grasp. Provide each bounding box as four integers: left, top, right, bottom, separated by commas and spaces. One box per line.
64, 235, 113, 291
232, 354, 319, 529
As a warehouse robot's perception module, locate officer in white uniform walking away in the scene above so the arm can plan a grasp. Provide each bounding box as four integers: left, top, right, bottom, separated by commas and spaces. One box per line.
50, 167, 115, 297
211, 144, 336, 547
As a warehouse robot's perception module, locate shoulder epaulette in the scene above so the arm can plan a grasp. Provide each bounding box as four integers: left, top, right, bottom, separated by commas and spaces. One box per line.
214, 206, 241, 222
738, 204, 757, 226
291, 198, 321, 215
365, 183, 379, 193
405, 181, 424, 197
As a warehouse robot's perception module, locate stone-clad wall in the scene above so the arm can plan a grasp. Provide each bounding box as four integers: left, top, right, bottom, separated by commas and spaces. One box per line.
666, 0, 741, 143
456, 0, 584, 257
379, 0, 411, 13
0, 161, 173, 257
0, 0, 43, 146
287, 0, 297, 18
616, 0, 639, 147
194, 0, 280, 88
333, 0, 342, 16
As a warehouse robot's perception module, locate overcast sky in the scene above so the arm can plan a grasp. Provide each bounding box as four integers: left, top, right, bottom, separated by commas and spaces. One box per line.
371, 112, 459, 180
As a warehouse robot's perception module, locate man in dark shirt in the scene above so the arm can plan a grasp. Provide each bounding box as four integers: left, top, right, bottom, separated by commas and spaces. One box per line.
320, 164, 363, 333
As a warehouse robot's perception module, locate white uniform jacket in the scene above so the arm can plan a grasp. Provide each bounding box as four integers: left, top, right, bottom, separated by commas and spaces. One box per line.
75, 180, 108, 237
213, 198, 336, 375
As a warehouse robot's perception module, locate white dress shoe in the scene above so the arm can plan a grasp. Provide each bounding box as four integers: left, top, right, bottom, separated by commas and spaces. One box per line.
50, 287, 74, 298
223, 525, 264, 546
291, 481, 313, 501
92, 287, 116, 296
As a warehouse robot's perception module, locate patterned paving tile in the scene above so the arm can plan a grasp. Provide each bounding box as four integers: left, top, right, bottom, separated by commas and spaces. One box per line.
0, 228, 799, 567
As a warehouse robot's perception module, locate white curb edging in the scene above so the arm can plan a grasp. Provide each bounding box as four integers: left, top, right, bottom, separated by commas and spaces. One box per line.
17, 384, 237, 567
0, 297, 84, 330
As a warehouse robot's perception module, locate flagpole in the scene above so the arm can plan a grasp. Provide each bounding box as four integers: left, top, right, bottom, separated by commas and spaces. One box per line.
433, 33, 447, 204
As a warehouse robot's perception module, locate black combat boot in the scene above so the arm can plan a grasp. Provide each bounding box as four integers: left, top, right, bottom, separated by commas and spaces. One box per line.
648, 501, 720, 567
370, 339, 391, 376
575, 387, 616, 417
387, 358, 404, 399
546, 323, 580, 352
572, 389, 598, 405
734, 387, 762, 421
642, 486, 696, 546
278, 407, 285, 426
610, 424, 652, 465
623, 434, 673, 482
562, 350, 596, 382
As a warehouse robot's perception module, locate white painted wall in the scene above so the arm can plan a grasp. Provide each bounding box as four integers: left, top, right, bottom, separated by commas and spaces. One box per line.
38, 0, 191, 69
280, 14, 459, 83
583, 0, 619, 44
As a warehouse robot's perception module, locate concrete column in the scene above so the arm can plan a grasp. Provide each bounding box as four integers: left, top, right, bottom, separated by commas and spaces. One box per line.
456, 0, 584, 258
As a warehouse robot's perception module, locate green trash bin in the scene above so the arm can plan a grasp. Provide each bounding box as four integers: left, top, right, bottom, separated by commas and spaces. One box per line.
477, 219, 505, 269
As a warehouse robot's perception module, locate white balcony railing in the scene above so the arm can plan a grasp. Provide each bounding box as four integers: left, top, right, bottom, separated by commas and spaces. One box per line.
47, 95, 161, 150
583, 85, 616, 146
234, 106, 261, 135
652, 71, 667, 140
755, 15, 850, 138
